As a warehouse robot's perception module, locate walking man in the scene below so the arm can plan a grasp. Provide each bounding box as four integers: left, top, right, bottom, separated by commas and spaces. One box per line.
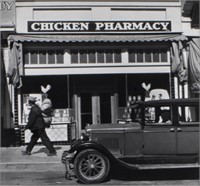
22, 96, 56, 156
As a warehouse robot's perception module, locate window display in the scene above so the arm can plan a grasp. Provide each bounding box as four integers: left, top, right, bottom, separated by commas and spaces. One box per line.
21, 92, 73, 143
52, 108, 72, 123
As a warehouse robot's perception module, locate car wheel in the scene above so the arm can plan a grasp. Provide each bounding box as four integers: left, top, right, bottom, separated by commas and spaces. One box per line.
74, 149, 110, 184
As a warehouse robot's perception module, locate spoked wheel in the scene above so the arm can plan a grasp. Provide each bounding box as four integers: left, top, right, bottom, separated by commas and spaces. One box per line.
74, 149, 110, 184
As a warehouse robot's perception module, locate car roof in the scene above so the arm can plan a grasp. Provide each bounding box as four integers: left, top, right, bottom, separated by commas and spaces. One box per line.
130, 98, 200, 107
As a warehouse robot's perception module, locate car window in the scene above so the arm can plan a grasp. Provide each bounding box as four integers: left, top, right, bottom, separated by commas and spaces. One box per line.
145, 106, 172, 125
131, 107, 142, 122
117, 106, 140, 124
178, 105, 199, 125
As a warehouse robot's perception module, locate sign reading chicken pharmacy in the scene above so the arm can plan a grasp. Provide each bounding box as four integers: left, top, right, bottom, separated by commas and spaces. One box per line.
28, 21, 171, 33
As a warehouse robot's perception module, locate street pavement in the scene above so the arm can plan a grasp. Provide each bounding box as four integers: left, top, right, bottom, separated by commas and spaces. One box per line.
0, 145, 199, 186
0, 145, 70, 172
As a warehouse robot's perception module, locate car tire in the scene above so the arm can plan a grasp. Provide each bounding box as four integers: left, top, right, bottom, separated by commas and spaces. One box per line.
74, 149, 110, 184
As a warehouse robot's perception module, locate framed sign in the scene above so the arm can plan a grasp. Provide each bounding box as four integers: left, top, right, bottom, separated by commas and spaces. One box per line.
28, 21, 171, 33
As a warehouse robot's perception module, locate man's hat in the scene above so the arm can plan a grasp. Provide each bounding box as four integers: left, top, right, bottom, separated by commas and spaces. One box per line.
28, 96, 37, 103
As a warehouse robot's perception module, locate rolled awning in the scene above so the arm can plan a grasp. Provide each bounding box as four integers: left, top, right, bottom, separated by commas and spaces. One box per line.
8, 33, 187, 43
6, 33, 188, 89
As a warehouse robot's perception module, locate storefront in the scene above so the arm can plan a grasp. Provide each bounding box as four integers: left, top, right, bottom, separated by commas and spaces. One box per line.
4, 0, 199, 145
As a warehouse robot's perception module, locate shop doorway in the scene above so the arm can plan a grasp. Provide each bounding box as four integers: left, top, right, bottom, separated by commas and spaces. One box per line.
78, 90, 114, 130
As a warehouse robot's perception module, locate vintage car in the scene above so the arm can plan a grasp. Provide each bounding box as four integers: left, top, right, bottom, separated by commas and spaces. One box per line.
61, 98, 199, 184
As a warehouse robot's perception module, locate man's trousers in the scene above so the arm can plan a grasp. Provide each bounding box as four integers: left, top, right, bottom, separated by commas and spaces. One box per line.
26, 129, 55, 153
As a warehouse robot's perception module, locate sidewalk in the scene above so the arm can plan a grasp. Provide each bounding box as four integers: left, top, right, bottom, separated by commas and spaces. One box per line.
0, 145, 70, 172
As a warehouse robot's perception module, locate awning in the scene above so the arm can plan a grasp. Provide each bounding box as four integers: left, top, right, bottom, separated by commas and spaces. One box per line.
6, 33, 188, 89
8, 33, 187, 43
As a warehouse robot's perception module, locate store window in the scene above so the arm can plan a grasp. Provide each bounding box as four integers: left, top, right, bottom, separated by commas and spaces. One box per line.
145, 106, 172, 125
179, 106, 199, 125
128, 48, 168, 63
24, 49, 64, 64
20, 76, 73, 124
71, 49, 122, 64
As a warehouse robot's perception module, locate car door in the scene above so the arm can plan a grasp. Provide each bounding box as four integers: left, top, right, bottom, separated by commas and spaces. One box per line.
176, 103, 199, 155
143, 105, 176, 155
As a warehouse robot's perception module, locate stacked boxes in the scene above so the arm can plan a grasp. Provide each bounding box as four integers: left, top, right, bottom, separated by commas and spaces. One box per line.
52, 108, 72, 123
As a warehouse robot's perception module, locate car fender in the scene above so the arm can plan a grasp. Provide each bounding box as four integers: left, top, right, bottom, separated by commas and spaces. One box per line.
69, 140, 116, 161
68, 140, 139, 170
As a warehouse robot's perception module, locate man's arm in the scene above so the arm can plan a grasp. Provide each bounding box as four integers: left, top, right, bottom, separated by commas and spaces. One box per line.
25, 109, 38, 129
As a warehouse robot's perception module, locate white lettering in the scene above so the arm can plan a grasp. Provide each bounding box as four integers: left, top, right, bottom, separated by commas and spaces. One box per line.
160, 22, 169, 30
152, 22, 161, 30
104, 23, 114, 30
80, 22, 89, 30
40, 23, 54, 30
123, 23, 132, 30
114, 23, 123, 30
63, 23, 72, 30
132, 22, 144, 30
143, 22, 153, 30
95, 22, 104, 30
54, 22, 63, 30
72, 23, 80, 30
28, 21, 171, 32
31, 22, 40, 31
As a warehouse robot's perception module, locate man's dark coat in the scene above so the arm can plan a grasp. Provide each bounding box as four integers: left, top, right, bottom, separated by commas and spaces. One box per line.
26, 104, 46, 130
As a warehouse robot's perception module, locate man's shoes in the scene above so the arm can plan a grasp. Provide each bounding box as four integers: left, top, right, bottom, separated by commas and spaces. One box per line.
21, 150, 31, 155
47, 151, 57, 156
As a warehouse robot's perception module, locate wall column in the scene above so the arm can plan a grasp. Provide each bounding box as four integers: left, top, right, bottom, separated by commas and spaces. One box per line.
2, 47, 14, 128
174, 76, 179, 99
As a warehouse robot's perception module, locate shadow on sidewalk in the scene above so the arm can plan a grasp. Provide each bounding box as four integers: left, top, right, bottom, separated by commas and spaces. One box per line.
109, 165, 199, 182
31, 146, 62, 155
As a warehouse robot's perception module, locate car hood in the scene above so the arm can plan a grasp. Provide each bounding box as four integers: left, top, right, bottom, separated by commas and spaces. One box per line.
85, 123, 142, 133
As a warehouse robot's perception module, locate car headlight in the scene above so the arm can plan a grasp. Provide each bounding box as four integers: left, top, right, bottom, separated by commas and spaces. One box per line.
80, 128, 91, 141
80, 133, 90, 141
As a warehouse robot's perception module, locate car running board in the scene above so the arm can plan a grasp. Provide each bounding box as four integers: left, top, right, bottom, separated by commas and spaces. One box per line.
138, 163, 200, 170
116, 158, 199, 170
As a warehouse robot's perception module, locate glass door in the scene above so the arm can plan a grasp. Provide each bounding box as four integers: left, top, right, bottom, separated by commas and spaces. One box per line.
79, 91, 113, 130
80, 93, 92, 130
99, 93, 111, 124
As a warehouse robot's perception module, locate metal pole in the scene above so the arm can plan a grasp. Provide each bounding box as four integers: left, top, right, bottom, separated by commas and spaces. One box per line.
125, 74, 128, 104
67, 75, 70, 108
67, 75, 71, 143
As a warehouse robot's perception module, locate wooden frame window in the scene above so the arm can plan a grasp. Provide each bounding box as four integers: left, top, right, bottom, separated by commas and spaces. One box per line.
128, 48, 168, 63
71, 49, 122, 64
24, 49, 64, 65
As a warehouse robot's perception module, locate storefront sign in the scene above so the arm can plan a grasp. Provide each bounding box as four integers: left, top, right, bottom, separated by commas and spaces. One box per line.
28, 21, 171, 32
